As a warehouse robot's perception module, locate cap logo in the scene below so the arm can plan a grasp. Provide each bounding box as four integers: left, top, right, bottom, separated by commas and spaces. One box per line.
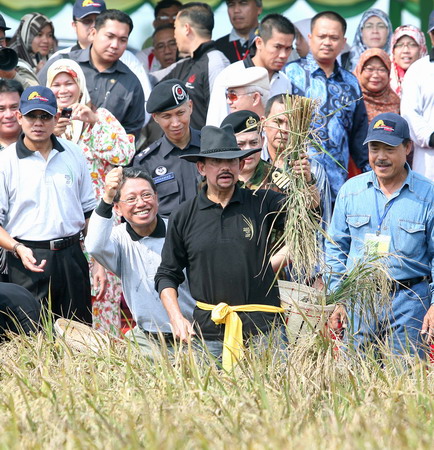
28, 91, 48, 102
245, 116, 257, 129
373, 119, 395, 133
172, 84, 186, 104
82, 0, 101, 7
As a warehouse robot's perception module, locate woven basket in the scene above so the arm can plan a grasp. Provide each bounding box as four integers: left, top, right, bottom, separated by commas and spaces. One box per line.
278, 280, 335, 344
54, 318, 110, 353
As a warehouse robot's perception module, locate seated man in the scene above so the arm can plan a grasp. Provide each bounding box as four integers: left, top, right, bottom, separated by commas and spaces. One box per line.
326, 113, 434, 358
85, 167, 195, 355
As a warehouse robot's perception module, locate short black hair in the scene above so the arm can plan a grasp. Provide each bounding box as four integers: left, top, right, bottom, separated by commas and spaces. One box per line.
95, 9, 134, 35
311, 11, 347, 35
178, 2, 214, 38
0, 79, 23, 96
152, 23, 175, 39
154, 0, 183, 19
113, 168, 157, 203
226, 0, 262, 7
264, 93, 292, 117
258, 14, 295, 43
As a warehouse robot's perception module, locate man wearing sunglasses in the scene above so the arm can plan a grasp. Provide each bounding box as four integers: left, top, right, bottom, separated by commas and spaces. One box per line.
0, 85, 96, 323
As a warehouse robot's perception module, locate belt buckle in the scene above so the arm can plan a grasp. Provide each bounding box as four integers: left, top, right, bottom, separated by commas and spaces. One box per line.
50, 238, 64, 250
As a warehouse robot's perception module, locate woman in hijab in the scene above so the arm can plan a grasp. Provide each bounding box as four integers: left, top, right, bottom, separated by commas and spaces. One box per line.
47, 59, 136, 337
346, 9, 392, 72
9, 13, 55, 73
390, 25, 427, 98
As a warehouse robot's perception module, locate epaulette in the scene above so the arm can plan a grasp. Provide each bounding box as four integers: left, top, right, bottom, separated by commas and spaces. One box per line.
135, 138, 163, 162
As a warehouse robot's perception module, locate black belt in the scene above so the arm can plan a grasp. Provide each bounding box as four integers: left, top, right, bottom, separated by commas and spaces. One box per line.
392, 276, 429, 292
16, 233, 81, 251
143, 329, 175, 344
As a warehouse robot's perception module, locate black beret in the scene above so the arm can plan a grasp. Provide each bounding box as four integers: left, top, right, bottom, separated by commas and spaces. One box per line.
220, 110, 260, 134
146, 79, 189, 113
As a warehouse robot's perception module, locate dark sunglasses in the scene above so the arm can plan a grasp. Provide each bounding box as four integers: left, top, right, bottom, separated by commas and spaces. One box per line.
24, 112, 54, 121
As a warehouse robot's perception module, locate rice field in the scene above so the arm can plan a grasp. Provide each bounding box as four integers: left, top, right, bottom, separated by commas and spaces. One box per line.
1, 323, 434, 450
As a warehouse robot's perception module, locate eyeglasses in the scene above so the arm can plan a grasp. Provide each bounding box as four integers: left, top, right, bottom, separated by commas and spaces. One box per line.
24, 112, 54, 121
156, 14, 178, 21
363, 66, 389, 74
394, 41, 419, 49
75, 18, 96, 27
119, 192, 155, 205
225, 91, 254, 102
363, 23, 388, 31
155, 41, 177, 51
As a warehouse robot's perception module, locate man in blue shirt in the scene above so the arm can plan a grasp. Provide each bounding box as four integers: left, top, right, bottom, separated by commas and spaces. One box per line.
284, 11, 369, 202
326, 113, 434, 358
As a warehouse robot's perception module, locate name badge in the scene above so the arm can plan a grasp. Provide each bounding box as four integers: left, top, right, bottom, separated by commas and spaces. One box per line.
364, 233, 391, 256
153, 172, 175, 184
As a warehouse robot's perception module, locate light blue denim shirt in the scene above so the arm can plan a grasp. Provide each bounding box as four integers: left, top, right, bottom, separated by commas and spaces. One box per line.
325, 164, 434, 302
284, 53, 370, 201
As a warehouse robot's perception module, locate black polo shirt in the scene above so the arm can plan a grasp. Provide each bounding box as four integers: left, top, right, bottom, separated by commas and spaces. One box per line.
155, 184, 286, 339
133, 128, 201, 217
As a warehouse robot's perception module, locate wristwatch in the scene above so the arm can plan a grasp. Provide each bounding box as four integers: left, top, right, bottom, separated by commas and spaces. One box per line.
306, 173, 317, 186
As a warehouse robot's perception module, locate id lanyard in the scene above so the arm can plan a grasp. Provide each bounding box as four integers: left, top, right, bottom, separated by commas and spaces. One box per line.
233, 41, 249, 61
374, 190, 396, 236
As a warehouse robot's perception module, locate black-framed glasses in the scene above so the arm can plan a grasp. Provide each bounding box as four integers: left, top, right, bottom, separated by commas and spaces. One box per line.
75, 17, 96, 27
119, 192, 155, 205
24, 112, 54, 121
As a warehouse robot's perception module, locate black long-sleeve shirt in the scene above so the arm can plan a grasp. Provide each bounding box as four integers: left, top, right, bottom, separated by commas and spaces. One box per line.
155, 184, 286, 339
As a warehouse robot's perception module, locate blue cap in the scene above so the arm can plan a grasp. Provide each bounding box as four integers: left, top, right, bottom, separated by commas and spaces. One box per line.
20, 86, 57, 116
73, 0, 106, 20
363, 113, 410, 147
429, 10, 434, 33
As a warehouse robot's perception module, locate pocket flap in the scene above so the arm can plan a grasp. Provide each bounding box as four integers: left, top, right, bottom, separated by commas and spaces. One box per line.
346, 215, 370, 228
156, 178, 179, 198
398, 220, 425, 234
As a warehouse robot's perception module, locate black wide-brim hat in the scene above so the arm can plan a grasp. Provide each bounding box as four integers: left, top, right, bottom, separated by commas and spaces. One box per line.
180, 124, 261, 163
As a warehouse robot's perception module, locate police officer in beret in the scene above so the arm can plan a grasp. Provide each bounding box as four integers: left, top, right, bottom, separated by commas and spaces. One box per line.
133, 79, 200, 217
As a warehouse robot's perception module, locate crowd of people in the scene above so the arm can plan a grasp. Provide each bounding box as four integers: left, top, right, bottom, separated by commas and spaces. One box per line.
1, 0, 434, 366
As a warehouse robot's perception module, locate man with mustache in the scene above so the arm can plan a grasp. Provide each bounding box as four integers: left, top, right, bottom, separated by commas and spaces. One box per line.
326, 113, 434, 359
155, 124, 314, 369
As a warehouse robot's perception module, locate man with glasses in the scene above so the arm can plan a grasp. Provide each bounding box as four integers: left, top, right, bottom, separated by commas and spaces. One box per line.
0, 85, 96, 323
85, 166, 195, 355
207, 13, 294, 126
401, 11, 434, 182
284, 11, 369, 204
133, 79, 200, 217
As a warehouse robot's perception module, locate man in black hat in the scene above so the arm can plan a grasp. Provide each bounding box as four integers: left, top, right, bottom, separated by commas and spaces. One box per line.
155, 124, 309, 368
133, 79, 200, 217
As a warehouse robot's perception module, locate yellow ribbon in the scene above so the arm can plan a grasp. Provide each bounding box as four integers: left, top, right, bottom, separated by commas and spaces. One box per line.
196, 301, 285, 371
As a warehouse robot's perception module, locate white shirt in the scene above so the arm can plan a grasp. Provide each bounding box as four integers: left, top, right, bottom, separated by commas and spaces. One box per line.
0, 136, 96, 240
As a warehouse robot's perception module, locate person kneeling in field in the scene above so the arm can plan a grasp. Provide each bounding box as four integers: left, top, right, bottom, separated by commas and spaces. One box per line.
85, 166, 196, 355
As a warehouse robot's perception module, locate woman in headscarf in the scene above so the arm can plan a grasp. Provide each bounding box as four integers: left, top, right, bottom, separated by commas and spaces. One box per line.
390, 25, 427, 98
346, 9, 392, 72
354, 48, 400, 122
47, 59, 136, 337
9, 13, 55, 73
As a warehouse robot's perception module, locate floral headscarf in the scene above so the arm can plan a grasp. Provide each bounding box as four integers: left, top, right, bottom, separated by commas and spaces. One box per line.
390, 25, 428, 97
9, 13, 54, 70
354, 48, 400, 122
47, 59, 91, 144
347, 9, 392, 72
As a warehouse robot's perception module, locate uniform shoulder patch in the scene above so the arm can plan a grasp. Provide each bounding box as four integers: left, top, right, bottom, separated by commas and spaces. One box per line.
135, 138, 163, 162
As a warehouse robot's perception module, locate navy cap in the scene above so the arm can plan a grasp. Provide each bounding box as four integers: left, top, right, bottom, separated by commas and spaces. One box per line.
429, 10, 434, 33
73, 0, 106, 19
147, 79, 189, 114
363, 113, 410, 147
221, 110, 260, 133
20, 86, 57, 116
0, 13, 11, 31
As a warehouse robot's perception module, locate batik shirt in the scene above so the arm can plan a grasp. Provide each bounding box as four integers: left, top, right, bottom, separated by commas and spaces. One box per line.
285, 54, 369, 200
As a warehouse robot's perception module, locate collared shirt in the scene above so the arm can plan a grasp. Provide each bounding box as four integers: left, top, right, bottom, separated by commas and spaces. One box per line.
85, 200, 195, 333
133, 128, 201, 217
0, 135, 96, 240
215, 29, 250, 64
325, 165, 434, 302
284, 53, 369, 200
38, 47, 145, 137
155, 184, 286, 339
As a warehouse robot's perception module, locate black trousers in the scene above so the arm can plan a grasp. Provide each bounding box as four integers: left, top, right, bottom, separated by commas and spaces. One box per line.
0, 282, 41, 339
7, 242, 91, 324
